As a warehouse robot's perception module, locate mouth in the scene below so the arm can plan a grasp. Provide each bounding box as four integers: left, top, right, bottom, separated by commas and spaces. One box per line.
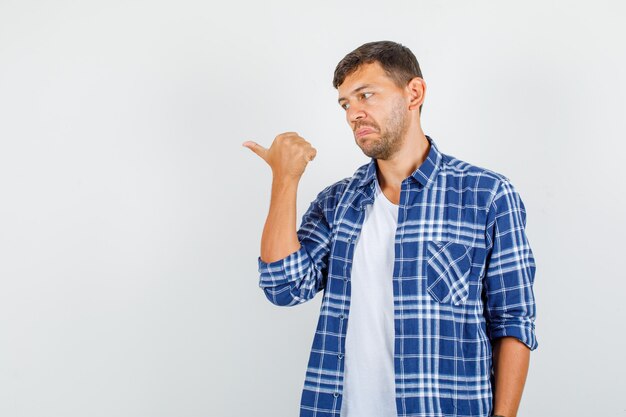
355, 127, 376, 139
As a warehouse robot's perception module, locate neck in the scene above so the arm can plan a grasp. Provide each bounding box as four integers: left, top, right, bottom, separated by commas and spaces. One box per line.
375, 124, 430, 191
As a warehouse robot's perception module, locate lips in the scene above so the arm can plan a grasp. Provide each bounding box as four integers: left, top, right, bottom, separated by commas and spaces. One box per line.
355, 127, 376, 138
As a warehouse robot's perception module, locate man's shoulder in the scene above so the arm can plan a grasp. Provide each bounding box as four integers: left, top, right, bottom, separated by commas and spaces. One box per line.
312, 161, 370, 206
314, 176, 353, 204
440, 151, 513, 191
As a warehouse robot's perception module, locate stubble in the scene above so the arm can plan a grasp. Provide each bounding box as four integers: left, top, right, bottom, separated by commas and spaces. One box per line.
357, 97, 409, 160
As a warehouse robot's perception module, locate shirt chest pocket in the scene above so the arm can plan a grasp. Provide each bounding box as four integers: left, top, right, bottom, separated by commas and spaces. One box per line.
426, 240, 473, 305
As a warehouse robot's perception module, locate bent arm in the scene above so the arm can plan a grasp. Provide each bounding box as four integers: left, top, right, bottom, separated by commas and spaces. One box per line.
257, 182, 338, 307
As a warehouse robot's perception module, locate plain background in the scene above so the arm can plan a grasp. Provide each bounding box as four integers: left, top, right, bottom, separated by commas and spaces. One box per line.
1, 0, 625, 416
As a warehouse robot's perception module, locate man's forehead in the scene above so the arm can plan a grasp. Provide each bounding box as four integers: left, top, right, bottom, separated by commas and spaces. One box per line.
337, 62, 391, 99
342, 62, 385, 84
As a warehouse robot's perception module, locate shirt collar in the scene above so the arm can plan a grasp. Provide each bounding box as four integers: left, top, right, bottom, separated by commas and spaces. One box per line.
356, 134, 442, 190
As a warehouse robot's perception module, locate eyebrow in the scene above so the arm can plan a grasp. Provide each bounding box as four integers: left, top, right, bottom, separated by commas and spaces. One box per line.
337, 84, 374, 104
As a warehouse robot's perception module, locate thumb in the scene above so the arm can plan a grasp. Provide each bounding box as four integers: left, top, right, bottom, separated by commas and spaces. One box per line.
242, 141, 268, 161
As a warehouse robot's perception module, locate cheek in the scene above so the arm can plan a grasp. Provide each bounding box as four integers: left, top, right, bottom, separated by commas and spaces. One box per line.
368, 113, 381, 129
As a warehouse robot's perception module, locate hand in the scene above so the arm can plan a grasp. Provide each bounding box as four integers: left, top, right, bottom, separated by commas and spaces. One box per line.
242, 132, 317, 181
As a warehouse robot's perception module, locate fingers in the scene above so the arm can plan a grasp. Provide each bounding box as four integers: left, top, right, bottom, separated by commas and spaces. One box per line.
243, 134, 316, 179
306, 148, 317, 162
242, 140, 268, 161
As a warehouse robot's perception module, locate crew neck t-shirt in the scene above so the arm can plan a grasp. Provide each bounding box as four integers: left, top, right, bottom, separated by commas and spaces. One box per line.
340, 176, 399, 417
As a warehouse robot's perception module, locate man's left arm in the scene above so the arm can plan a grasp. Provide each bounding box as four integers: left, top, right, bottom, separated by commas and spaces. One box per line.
492, 336, 530, 417
483, 179, 538, 417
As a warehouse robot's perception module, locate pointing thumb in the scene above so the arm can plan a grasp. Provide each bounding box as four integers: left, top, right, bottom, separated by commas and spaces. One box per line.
242, 141, 268, 161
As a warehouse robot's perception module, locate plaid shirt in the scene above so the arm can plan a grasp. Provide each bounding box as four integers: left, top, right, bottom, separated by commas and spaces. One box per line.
257, 135, 537, 417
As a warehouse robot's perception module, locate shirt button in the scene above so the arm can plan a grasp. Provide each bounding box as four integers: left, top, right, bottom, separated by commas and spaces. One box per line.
339, 314, 344, 319
333, 392, 339, 398
348, 237, 352, 242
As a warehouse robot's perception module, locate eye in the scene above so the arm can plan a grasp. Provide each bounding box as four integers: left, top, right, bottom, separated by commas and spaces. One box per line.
361, 92, 373, 100
341, 102, 350, 110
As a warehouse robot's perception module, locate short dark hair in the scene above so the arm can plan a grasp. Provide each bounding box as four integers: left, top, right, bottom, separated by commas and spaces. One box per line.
333, 40, 424, 114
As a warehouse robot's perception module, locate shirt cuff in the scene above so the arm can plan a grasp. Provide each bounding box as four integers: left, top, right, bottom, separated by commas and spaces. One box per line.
489, 320, 538, 351
257, 245, 311, 289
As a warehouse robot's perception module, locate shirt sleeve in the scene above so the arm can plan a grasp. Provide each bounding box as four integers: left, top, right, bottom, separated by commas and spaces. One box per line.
257, 187, 334, 307
483, 179, 538, 350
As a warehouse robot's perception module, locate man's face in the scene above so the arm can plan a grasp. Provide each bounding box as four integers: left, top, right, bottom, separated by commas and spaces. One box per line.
337, 61, 410, 160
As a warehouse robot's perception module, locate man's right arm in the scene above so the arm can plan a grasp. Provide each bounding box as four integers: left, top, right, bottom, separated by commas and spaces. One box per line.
256, 181, 334, 306
243, 132, 331, 306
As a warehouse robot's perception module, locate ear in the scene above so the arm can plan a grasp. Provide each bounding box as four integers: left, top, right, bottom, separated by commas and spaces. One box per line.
406, 77, 426, 111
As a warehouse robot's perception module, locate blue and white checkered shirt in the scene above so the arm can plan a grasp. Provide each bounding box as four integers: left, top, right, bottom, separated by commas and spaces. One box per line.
257, 135, 538, 417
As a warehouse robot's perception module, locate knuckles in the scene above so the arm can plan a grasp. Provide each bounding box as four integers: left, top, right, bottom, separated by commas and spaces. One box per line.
270, 132, 315, 165
274, 132, 309, 149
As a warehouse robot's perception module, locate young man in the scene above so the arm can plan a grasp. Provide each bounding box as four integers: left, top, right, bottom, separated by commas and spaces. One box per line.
243, 40, 537, 417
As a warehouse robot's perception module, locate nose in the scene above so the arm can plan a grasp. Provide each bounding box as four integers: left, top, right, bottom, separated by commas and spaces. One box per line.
347, 104, 366, 124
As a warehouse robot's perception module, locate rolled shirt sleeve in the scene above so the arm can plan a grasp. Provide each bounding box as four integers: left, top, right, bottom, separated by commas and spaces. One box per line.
483, 179, 538, 350
257, 186, 335, 307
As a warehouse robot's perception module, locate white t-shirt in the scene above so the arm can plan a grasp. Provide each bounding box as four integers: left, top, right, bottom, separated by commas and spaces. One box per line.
340, 176, 399, 417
